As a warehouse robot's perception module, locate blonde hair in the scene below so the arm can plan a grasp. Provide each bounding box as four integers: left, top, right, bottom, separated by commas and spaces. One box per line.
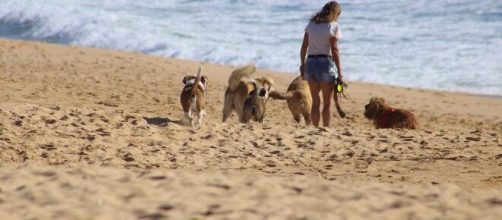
310, 1, 341, 24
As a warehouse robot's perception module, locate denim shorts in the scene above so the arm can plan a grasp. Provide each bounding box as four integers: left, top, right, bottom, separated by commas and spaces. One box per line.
304, 56, 338, 83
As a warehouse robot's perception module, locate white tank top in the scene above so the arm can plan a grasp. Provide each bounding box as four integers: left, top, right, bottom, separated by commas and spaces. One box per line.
305, 21, 341, 56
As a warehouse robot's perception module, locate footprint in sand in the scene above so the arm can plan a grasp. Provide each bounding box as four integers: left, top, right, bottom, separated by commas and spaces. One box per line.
269, 150, 281, 156
465, 136, 481, 142
40, 143, 56, 151
399, 135, 415, 142
157, 203, 175, 212
14, 119, 23, 126
326, 154, 338, 162
341, 130, 353, 136
123, 152, 135, 162
251, 140, 266, 149
138, 213, 165, 220
95, 128, 111, 137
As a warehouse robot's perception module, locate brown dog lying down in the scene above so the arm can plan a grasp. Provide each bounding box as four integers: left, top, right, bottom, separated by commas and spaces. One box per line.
180, 66, 208, 128
241, 81, 267, 123
269, 76, 346, 125
222, 64, 274, 123
364, 97, 417, 129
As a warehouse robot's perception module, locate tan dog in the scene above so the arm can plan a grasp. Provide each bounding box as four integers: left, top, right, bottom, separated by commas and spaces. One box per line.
241, 81, 267, 123
364, 97, 417, 129
222, 64, 274, 123
269, 76, 346, 125
269, 76, 312, 125
180, 66, 208, 128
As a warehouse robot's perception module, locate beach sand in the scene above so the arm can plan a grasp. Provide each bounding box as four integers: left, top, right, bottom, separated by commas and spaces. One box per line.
0, 39, 501, 219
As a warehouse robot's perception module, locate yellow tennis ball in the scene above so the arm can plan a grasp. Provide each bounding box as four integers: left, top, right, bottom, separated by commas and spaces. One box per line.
337, 84, 343, 93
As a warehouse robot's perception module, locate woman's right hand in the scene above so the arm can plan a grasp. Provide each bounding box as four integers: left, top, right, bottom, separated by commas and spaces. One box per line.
300, 65, 305, 80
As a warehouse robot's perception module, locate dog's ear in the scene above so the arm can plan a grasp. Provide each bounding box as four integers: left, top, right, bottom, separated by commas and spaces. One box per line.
366, 97, 383, 118
267, 77, 274, 90
373, 98, 389, 115
182, 75, 190, 84
373, 102, 381, 114
370, 97, 377, 103
261, 77, 274, 91
201, 76, 208, 85
374, 97, 385, 103
267, 83, 274, 92
379, 98, 386, 104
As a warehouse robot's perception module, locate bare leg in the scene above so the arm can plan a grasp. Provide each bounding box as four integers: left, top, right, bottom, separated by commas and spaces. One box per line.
308, 81, 321, 127
320, 82, 335, 127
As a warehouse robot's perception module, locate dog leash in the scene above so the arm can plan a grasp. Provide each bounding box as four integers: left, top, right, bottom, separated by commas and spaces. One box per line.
336, 78, 349, 99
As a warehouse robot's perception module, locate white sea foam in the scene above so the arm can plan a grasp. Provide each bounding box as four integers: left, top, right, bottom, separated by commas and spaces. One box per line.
1, 0, 501, 95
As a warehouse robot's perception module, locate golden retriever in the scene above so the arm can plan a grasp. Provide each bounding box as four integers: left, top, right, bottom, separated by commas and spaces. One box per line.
269, 76, 346, 125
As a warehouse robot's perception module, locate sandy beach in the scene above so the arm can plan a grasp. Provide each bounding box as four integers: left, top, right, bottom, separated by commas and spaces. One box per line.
0, 39, 501, 219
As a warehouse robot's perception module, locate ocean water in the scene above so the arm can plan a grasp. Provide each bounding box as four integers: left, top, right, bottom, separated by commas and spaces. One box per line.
1, 0, 501, 95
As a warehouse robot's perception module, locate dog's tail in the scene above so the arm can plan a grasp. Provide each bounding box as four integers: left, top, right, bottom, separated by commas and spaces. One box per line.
250, 80, 259, 97
190, 65, 203, 96
228, 64, 256, 92
268, 90, 293, 100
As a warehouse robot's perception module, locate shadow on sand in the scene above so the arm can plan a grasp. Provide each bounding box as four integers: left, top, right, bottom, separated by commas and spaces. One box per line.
143, 117, 185, 127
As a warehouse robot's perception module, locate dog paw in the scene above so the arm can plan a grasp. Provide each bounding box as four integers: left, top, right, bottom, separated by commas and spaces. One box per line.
339, 111, 346, 118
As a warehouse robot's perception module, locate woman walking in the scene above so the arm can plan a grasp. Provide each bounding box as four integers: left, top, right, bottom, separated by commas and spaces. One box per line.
300, 1, 343, 127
